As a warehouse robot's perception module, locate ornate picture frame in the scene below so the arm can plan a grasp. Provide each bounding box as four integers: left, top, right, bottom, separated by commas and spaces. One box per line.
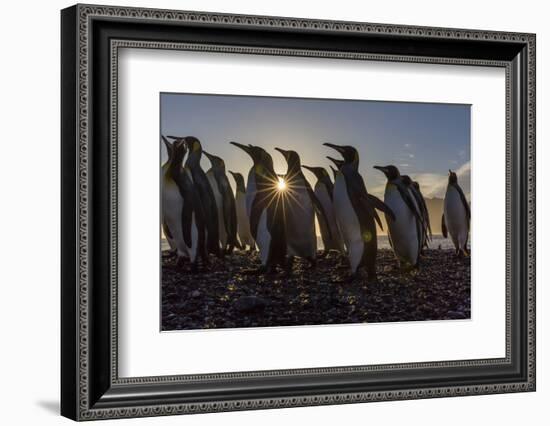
61, 4, 535, 421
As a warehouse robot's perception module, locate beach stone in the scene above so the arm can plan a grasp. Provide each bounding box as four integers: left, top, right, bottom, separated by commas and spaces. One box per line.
234, 296, 268, 313
446, 310, 467, 319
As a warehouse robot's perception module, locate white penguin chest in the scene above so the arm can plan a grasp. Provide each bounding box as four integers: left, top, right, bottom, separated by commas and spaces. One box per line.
444, 186, 468, 231
333, 174, 361, 242
384, 184, 419, 261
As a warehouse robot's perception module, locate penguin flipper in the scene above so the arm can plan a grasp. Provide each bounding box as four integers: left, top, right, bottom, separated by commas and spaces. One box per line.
219, 175, 239, 248
441, 214, 448, 238
454, 183, 471, 222
397, 182, 424, 225
411, 188, 430, 242
181, 201, 193, 248
366, 193, 396, 223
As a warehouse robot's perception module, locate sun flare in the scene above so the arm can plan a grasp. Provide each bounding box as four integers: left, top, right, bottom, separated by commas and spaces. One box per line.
277, 177, 287, 191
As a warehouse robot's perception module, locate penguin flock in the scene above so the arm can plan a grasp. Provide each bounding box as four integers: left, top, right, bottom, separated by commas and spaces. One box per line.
162, 136, 470, 281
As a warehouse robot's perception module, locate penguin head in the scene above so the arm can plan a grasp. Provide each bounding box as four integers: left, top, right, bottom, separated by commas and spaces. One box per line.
323, 143, 359, 167
161, 136, 173, 159
166, 136, 201, 165
203, 151, 225, 171
253, 145, 275, 172
275, 148, 301, 171
401, 175, 413, 186
170, 138, 187, 166
302, 165, 328, 181
374, 165, 401, 181
448, 170, 458, 184
326, 156, 345, 170
228, 170, 245, 190
230, 141, 260, 164
183, 136, 202, 154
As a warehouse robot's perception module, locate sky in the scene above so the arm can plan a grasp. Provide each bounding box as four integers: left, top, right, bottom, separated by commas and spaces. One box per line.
160, 93, 470, 200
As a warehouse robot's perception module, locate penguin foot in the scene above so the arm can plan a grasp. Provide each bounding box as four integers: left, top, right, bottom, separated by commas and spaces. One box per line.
176, 256, 186, 268
241, 266, 267, 275
318, 250, 329, 259
367, 277, 381, 293
345, 272, 363, 283
162, 249, 177, 258
284, 257, 295, 275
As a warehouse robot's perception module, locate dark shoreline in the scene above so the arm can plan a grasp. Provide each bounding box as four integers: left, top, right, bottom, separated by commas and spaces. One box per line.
161, 249, 470, 331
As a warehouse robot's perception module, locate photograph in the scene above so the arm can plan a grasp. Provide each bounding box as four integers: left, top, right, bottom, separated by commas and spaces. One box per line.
160, 93, 472, 331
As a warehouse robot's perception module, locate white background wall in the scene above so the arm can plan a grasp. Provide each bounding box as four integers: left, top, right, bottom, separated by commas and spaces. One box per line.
0, 0, 546, 424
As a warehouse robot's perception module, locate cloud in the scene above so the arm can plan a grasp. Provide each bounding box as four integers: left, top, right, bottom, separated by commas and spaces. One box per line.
367, 161, 470, 201
414, 161, 470, 199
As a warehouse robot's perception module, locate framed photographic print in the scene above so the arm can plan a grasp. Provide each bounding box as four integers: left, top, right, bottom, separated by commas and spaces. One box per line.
61, 4, 536, 421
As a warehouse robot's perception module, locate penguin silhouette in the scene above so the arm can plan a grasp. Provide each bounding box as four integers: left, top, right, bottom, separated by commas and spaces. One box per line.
161, 136, 176, 255
401, 175, 431, 251
229, 142, 259, 220
324, 143, 394, 280
247, 146, 287, 273
203, 151, 240, 253
374, 165, 424, 269
442, 170, 470, 256
168, 136, 221, 258
302, 165, 345, 255
161, 138, 207, 271
275, 148, 332, 267
228, 171, 256, 252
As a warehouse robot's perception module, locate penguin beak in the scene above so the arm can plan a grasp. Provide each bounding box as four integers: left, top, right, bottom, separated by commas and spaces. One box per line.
203, 151, 214, 162
274, 147, 289, 160
230, 141, 252, 156
449, 169, 452, 175
161, 135, 172, 151
302, 165, 314, 172
323, 142, 344, 154
326, 156, 341, 167
166, 135, 185, 141
373, 165, 389, 175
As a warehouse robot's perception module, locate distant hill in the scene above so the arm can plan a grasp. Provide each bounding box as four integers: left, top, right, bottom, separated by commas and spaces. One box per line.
375, 197, 445, 235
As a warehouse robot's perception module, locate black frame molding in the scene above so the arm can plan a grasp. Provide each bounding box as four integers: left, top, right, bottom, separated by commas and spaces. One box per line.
61, 4, 536, 421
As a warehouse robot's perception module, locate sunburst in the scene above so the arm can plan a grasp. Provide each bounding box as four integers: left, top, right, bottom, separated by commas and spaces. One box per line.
277, 177, 287, 191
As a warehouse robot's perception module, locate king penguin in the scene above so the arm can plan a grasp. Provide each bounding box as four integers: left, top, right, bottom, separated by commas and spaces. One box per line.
229, 142, 258, 220
374, 165, 424, 269
301, 165, 345, 255
275, 148, 331, 266
228, 171, 256, 252
442, 170, 470, 256
161, 138, 207, 271
170, 136, 221, 258
324, 143, 394, 280
161, 136, 176, 254
203, 151, 240, 253
247, 146, 287, 273
402, 175, 432, 250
